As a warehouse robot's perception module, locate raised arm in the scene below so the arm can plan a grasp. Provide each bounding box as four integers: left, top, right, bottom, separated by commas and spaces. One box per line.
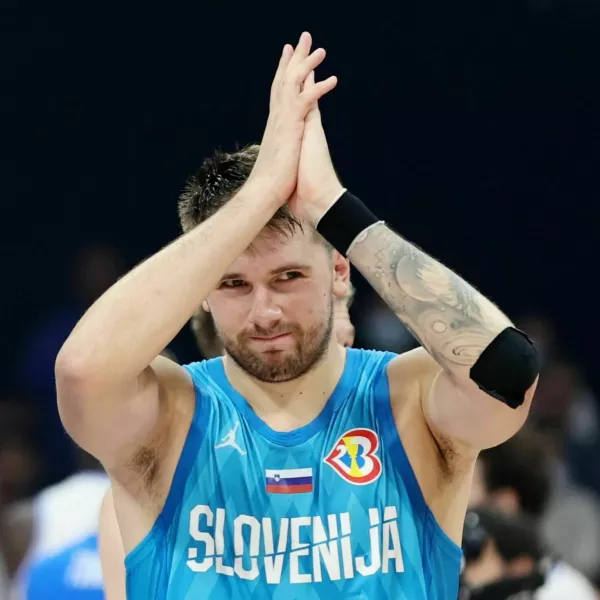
345, 222, 538, 450
293, 80, 539, 455
55, 33, 337, 478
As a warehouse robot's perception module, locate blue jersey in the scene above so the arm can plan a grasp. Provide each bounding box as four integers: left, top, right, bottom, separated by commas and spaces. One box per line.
126, 348, 462, 599
24, 535, 104, 600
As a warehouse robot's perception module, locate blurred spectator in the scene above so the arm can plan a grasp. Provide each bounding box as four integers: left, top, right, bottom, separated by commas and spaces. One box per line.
18, 534, 103, 600
354, 292, 416, 353
470, 427, 552, 518
0, 437, 39, 508
518, 314, 600, 495
17, 244, 125, 485
5, 447, 109, 594
0, 490, 10, 600
0, 400, 39, 507
0, 398, 39, 584
460, 507, 597, 599
470, 426, 600, 581
515, 315, 600, 576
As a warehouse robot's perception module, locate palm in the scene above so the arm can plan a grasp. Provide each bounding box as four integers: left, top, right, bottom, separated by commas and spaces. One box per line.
292, 73, 342, 225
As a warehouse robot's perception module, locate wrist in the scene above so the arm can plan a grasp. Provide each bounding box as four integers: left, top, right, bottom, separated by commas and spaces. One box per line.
315, 190, 383, 256
307, 183, 346, 227
243, 175, 289, 212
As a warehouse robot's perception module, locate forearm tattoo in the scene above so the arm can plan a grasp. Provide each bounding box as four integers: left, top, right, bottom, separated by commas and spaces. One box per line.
349, 224, 510, 372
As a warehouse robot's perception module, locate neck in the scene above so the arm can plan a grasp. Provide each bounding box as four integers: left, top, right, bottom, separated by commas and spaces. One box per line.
223, 342, 347, 432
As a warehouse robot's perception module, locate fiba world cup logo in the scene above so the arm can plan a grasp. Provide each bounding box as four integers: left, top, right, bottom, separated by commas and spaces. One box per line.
324, 428, 382, 485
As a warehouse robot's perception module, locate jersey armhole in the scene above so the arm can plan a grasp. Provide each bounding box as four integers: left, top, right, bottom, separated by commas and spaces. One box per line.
373, 355, 463, 564
124, 363, 210, 571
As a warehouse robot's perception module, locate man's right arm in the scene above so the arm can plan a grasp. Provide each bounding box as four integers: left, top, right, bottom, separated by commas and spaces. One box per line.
55, 32, 335, 476
55, 179, 282, 472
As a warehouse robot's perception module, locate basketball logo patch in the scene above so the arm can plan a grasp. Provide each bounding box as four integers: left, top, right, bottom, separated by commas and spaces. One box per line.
324, 428, 382, 485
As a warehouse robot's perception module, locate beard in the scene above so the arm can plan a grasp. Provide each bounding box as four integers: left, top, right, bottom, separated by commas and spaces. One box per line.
217, 304, 334, 383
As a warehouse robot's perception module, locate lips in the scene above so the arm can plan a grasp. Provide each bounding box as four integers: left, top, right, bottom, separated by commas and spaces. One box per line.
250, 333, 291, 342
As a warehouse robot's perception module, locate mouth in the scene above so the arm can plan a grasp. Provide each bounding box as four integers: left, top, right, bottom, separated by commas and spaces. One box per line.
250, 333, 291, 342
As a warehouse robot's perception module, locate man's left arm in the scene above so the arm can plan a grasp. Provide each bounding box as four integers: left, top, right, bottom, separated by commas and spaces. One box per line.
293, 73, 539, 453
344, 217, 539, 452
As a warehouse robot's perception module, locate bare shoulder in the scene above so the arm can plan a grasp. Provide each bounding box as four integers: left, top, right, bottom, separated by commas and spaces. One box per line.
385, 348, 477, 543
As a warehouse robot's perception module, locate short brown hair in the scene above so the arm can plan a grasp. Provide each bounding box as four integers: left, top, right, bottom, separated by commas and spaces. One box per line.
178, 144, 301, 236
181, 145, 347, 358
478, 427, 551, 517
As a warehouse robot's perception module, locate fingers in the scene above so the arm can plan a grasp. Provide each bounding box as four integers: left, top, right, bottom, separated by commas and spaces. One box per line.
290, 32, 313, 65
303, 71, 320, 121
279, 44, 293, 69
272, 32, 338, 109
303, 70, 316, 91
273, 44, 293, 88
295, 48, 326, 85
288, 32, 326, 86
301, 75, 338, 105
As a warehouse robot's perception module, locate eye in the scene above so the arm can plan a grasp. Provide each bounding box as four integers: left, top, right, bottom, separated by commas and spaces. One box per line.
277, 271, 303, 282
220, 279, 246, 289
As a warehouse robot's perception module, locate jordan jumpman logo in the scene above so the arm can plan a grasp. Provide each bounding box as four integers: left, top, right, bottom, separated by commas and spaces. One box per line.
215, 421, 246, 455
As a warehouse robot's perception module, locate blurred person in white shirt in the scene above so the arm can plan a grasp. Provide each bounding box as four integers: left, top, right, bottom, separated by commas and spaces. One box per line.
469, 427, 598, 598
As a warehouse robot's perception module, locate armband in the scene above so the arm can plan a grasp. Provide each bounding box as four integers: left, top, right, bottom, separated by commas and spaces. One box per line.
470, 327, 540, 409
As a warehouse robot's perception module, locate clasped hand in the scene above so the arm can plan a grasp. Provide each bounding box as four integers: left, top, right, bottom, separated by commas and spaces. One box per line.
250, 32, 345, 227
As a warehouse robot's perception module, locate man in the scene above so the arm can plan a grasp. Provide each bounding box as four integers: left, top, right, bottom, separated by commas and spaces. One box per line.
460, 507, 551, 599
460, 508, 596, 600
98, 292, 356, 600
469, 428, 598, 598
6, 450, 109, 598
21, 534, 104, 600
469, 427, 551, 518
56, 32, 539, 598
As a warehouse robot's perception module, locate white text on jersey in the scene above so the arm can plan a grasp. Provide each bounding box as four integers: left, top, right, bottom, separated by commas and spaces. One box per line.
186, 505, 404, 584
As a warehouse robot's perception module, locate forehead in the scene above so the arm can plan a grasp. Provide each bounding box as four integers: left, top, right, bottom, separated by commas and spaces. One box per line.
227, 229, 327, 276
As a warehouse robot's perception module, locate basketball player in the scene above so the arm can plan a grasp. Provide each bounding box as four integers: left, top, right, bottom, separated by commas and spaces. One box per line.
98, 290, 356, 600
55, 32, 539, 598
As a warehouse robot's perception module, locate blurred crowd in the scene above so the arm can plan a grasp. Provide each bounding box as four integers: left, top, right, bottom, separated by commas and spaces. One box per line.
1, 243, 600, 599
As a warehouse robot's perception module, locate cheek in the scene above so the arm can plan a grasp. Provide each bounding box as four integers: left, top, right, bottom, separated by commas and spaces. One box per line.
208, 295, 248, 332
288, 287, 330, 319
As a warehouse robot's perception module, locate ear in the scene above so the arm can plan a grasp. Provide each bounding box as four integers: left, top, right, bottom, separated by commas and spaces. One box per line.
331, 250, 351, 300
202, 299, 210, 313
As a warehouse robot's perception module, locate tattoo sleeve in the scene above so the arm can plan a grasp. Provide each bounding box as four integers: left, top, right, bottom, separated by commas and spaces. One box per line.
348, 223, 511, 376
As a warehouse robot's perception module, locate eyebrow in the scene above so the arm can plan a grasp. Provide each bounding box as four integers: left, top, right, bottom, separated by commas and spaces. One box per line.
220, 263, 313, 281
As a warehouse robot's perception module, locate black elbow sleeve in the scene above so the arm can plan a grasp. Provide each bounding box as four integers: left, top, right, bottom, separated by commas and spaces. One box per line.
469, 327, 541, 409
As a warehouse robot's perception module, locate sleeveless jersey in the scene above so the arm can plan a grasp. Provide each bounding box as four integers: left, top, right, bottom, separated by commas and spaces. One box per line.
125, 348, 462, 599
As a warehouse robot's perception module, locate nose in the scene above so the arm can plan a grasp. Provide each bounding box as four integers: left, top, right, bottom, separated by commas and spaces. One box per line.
248, 286, 282, 330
